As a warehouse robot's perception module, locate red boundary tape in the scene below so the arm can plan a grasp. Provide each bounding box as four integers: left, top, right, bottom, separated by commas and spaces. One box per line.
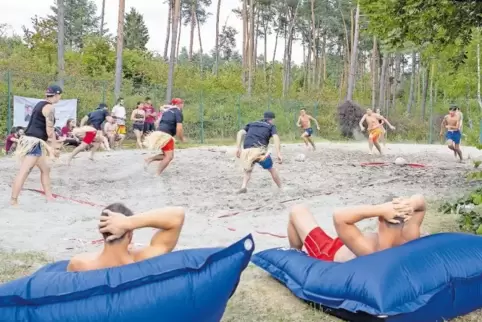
360, 162, 426, 168
27, 189, 287, 240
25, 188, 106, 208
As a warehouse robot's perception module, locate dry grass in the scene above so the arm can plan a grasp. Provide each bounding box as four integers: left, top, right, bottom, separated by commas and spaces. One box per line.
0, 203, 481, 321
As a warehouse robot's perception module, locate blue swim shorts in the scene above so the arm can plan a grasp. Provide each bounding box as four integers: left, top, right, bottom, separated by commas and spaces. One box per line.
26, 144, 42, 157
304, 128, 313, 137
257, 154, 273, 170
446, 130, 461, 145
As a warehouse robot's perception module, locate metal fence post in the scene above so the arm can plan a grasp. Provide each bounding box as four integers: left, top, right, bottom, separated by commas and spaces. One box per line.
7, 71, 12, 134
199, 91, 204, 144
237, 95, 241, 129
102, 80, 106, 104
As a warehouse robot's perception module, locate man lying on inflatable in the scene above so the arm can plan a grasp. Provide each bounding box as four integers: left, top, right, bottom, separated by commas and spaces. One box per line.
287, 195, 425, 262
67, 203, 185, 271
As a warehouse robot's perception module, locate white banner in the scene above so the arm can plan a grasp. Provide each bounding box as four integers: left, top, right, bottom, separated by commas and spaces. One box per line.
13, 96, 78, 128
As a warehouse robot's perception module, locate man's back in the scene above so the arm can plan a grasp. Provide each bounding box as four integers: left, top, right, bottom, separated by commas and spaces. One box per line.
158, 107, 183, 136
67, 206, 185, 272
243, 120, 276, 149
88, 108, 108, 130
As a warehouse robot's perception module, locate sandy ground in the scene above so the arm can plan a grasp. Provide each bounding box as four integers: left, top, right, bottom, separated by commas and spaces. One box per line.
0, 142, 480, 261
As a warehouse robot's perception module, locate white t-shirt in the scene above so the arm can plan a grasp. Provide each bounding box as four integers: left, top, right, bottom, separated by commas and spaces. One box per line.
111, 105, 126, 125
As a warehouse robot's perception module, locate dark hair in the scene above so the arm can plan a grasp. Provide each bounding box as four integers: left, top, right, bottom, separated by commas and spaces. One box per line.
300, 108, 306, 111
10, 127, 17, 134
117, 97, 124, 103
145, 97, 151, 101
16, 126, 24, 133
101, 203, 135, 242
136, 101, 143, 107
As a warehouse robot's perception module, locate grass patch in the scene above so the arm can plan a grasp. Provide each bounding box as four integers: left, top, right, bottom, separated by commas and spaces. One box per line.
0, 202, 480, 321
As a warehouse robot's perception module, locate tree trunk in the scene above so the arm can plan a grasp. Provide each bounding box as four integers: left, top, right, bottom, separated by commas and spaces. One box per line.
269, 26, 279, 91
477, 37, 482, 109
371, 36, 377, 109
242, 0, 248, 85
321, 33, 326, 86
176, 17, 181, 60
282, 3, 299, 97
214, 0, 221, 75
378, 54, 388, 110
99, 0, 106, 36
263, 25, 268, 82
391, 54, 400, 109
57, 0, 65, 87
346, 3, 360, 101
189, 0, 196, 61
407, 52, 416, 114
114, 0, 126, 99
163, 0, 172, 61
166, 0, 181, 102
421, 65, 429, 120
247, 0, 255, 95
196, 13, 203, 73
310, 0, 316, 88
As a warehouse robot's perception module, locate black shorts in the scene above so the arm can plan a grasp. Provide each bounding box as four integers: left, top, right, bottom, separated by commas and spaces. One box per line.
143, 123, 155, 133
133, 123, 144, 132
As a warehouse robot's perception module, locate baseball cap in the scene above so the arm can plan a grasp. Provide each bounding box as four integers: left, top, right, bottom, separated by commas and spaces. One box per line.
45, 85, 63, 96
263, 111, 275, 120
171, 98, 184, 106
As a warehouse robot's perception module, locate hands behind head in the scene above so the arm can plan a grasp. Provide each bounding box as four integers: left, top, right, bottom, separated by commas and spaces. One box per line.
383, 198, 414, 224
98, 209, 132, 242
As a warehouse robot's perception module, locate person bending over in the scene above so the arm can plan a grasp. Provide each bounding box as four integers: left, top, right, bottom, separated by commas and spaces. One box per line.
67, 203, 185, 271
235, 111, 282, 194
66, 125, 105, 165
287, 194, 426, 262
144, 98, 185, 176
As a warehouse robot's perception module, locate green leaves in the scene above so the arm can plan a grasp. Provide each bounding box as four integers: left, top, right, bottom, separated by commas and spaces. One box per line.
440, 189, 482, 234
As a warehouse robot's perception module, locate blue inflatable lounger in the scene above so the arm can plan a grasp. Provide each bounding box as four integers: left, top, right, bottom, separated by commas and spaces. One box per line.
252, 233, 482, 322
0, 234, 255, 322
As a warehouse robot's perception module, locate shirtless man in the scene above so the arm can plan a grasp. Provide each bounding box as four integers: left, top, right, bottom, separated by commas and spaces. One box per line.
66, 124, 105, 165
67, 203, 185, 272
440, 105, 463, 162
296, 108, 320, 151
359, 108, 395, 155
287, 194, 425, 262
104, 117, 120, 150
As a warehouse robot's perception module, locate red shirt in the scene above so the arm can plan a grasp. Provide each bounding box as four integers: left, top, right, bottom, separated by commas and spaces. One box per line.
5, 134, 15, 152
144, 105, 156, 124
61, 126, 71, 137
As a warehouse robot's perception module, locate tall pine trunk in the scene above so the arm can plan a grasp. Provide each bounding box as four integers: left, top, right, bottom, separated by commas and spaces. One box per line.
214, 0, 221, 75
189, 0, 196, 61
99, 0, 106, 35
421, 65, 429, 120
371, 36, 377, 108
378, 54, 388, 110
57, 0, 65, 87
163, 0, 172, 60
346, 3, 360, 101
407, 52, 416, 114
247, 0, 255, 95
166, 0, 181, 101
114, 0, 126, 99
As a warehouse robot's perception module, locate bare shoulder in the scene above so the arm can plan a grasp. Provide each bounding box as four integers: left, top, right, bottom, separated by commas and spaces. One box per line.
67, 253, 93, 272
132, 245, 169, 263
42, 103, 54, 115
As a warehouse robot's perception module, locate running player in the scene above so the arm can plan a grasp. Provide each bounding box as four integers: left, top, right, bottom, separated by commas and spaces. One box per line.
296, 108, 320, 151
359, 108, 395, 155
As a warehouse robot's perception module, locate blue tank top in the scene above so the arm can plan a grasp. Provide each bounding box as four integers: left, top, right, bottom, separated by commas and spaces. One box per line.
24, 101, 52, 141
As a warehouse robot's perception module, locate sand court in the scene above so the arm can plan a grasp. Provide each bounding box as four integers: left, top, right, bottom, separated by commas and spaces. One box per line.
0, 142, 479, 261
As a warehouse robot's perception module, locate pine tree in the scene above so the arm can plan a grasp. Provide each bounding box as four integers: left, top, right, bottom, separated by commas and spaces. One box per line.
123, 8, 150, 50
49, 0, 99, 49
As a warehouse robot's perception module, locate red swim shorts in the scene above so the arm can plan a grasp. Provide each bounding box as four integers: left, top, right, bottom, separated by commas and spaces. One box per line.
304, 227, 344, 261
83, 131, 97, 145
161, 138, 175, 152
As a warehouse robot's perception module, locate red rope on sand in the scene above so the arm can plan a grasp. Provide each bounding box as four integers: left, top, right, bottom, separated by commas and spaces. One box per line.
407, 163, 426, 168
255, 231, 287, 238
360, 162, 388, 166
25, 188, 106, 208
